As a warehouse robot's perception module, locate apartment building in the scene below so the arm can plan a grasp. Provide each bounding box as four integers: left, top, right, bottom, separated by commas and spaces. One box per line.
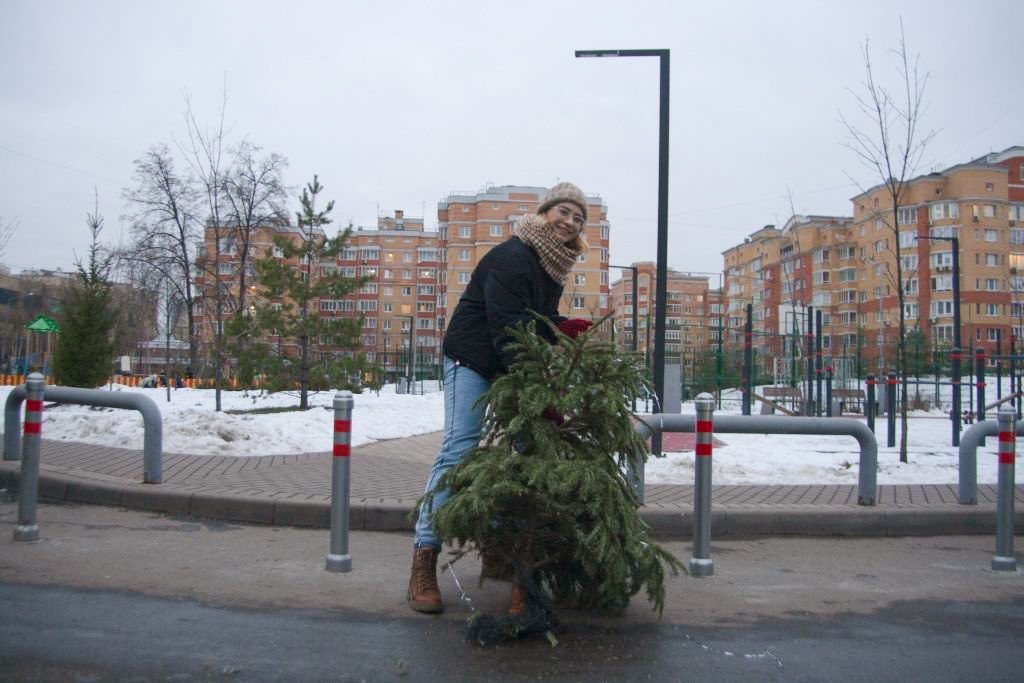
720, 145, 1024, 375
438, 185, 610, 322
193, 212, 445, 378
195, 181, 612, 380
609, 262, 717, 376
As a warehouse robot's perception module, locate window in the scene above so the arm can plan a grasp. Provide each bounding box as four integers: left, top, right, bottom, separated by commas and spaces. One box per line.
417, 318, 434, 330
459, 227, 471, 238
360, 282, 378, 294
574, 273, 586, 286
930, 251, 953, 269
930, 202, 959, 220
457, 271, 470, 284
571, 296, 586, 309
417, 285, 435, 295
359, 248, 379, 260
903, 303, 919, 319
898, 207, 916, 225
490, 225, 502, 237
986, 253, 999, 266
417, 302, 435, 313
983, 204, 996, 218
929, 225, 957, 239
812, 248, 830, 264
933, 325, 953, 342
899, 255, 918, 271
985, 229, 999, 243
812, 270, 831, 285
417, 249, 438, 262
1011, 228, 1024, 244
402, 269, 412, 279
363, 317, 376, 329
357, 300, 377, 312
812, 291, 831, 307
837, 267, 857, 283
904, 278, 919, 294
986, 278, 999, 292
218, 262, 234, 275
341, 247, 358, 260
458, 249, 470, 261
986, 304, 1000, 317
600, 271, 608, 285
272, 245, 284, 258
931, 275, 952, 291
898, 231, 915, 248
319, 300, 338, 312
600, 249, 608, 262
930, 300, 953, 317
382, 303, 392, 313
988, 328, 1000, 341
217, 237, 236, 255
400, 287, 412, 296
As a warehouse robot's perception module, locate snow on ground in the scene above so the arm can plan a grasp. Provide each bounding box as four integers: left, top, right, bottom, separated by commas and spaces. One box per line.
1, 379, 1019, 485
0, 383, 445, 457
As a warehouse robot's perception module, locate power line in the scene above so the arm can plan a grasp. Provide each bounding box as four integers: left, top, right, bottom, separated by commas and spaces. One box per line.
0, 145, 127, 186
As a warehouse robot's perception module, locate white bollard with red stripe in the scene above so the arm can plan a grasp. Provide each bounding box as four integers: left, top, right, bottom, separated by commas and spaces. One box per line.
992, 404, 1016, 571
689, 392, 715, 577
14, 373, 44, 542
325, 391, 354, 573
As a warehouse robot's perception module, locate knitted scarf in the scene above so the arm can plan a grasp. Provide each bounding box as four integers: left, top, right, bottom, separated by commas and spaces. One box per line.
514, 214, 584, 286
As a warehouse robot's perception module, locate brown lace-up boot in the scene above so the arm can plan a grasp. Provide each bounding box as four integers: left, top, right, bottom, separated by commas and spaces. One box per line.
407, 547, 443, 613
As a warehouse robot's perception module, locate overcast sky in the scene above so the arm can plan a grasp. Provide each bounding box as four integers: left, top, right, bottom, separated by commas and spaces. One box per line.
2, 0, 1021, 282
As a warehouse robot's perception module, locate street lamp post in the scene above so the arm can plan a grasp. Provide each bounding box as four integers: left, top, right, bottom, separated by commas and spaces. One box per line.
917, 235, 962, 445
576, 48, 670, 454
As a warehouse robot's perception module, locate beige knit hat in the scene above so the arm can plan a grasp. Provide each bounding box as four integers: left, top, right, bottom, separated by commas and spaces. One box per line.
537, 182, 588, 222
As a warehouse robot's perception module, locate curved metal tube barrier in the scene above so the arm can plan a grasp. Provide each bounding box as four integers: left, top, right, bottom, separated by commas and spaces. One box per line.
634, 413, 878, 505
957, 420, 1024, 505
4, 384, 163, 483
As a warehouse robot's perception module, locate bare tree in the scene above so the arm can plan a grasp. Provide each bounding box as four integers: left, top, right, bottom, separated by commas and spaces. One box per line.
840, 19, 936, 462
222, 140, 289, 313
176, 86, 235, 411
121, 144, 201, 371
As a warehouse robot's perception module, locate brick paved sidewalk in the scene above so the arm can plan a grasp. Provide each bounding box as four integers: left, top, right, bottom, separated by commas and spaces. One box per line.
0, 433, 1020, 537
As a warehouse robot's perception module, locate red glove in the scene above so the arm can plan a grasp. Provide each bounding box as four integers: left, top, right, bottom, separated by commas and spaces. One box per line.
541, 406, 565, 426
557, 318, 593, 340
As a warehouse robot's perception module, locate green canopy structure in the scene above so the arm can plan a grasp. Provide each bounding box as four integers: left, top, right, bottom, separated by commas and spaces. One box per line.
25, 314, 61, 334
23, 314, 60, 374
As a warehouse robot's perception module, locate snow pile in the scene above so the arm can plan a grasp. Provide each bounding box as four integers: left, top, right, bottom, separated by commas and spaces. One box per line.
1, 384, 444, 457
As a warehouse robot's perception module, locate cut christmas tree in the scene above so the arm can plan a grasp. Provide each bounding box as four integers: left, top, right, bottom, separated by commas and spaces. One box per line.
425, 315, 684, 645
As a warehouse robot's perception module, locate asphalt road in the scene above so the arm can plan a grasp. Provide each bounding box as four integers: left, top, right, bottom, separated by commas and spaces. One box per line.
1, 497, 1022, 681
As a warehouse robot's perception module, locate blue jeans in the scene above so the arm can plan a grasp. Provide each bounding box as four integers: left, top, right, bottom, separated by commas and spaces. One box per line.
414, 356, 490, 549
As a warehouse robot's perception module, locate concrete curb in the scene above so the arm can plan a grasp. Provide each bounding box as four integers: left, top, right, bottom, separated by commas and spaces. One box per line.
2, 463, 1018, 538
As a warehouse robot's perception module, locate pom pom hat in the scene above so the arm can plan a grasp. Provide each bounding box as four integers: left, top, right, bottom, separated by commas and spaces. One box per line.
537, 182, 588, 222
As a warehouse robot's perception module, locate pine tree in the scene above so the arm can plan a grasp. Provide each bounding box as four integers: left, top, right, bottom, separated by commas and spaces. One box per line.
52, 203, 116, 387
425, 315, 683, 645
248, 176, 371, 405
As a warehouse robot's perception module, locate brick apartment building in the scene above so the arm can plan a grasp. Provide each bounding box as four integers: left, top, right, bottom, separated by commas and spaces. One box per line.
193, 184, 611, 380
609, 262, 721, 381
720, 145, 1024, 379
438, 185, 611, 325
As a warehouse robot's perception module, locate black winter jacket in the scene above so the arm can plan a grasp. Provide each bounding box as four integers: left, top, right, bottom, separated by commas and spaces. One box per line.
443, 237, 566, 380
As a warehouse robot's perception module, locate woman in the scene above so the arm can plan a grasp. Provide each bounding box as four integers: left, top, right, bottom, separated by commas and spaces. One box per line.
408, 182, 593, 613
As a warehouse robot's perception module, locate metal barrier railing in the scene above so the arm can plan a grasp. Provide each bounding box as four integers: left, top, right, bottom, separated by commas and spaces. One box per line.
632, 394, 879, 576
992, 405, 1016, 571
4, 375, 163, 484
633, 410, 878, 505
957, 418, 1024, 505
325, 391, 354, 573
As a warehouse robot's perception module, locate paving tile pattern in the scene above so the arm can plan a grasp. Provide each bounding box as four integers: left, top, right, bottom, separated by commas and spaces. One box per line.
16, 433, 1021, 512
